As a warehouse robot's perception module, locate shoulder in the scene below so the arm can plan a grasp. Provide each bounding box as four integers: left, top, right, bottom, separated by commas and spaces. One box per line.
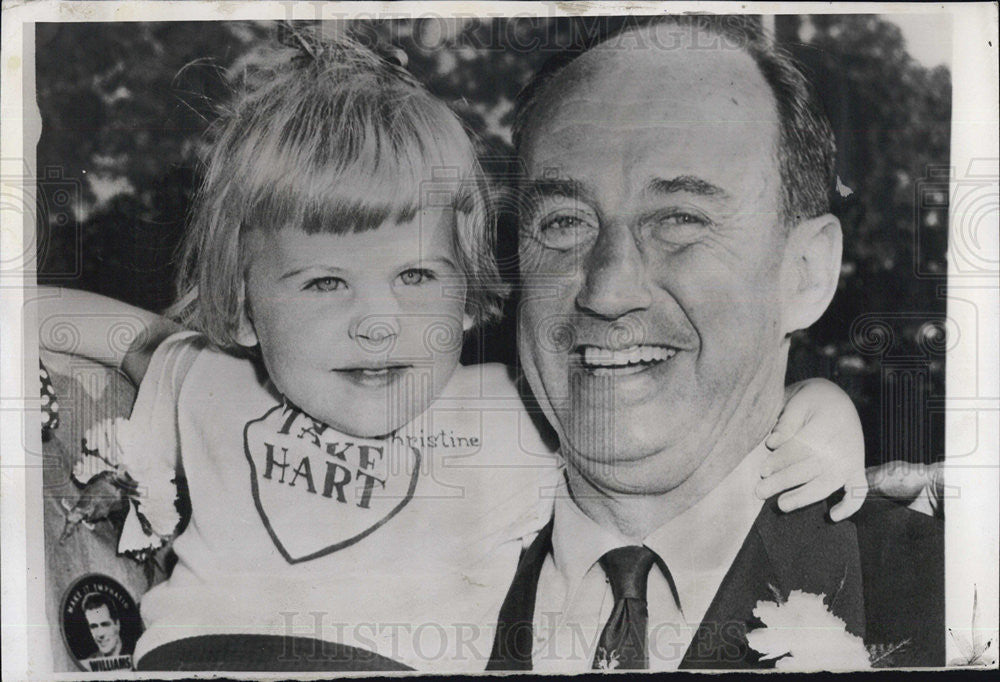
166, 334, 265, 388
853, 494, 943, 554
435, 363, 523, 430
851, 496, 944, 666
146, 331, 209, 376
449, 363, 557, 446
144, 332, 274, 415
852, 495, 943, 590
436, 363, 559, 467
750, 498, 944, 665
439, 363, 520, 400
128, 331, 206, 408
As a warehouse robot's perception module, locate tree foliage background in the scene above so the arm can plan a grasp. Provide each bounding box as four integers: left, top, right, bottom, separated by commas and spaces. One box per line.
35, 16, 951, 466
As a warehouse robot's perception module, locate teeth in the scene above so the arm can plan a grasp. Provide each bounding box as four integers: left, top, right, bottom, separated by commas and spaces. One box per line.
361, 368, 389, 376
581, 345, 677, 367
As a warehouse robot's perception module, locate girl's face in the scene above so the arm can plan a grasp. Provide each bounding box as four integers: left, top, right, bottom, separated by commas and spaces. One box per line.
239, 208, 469, 437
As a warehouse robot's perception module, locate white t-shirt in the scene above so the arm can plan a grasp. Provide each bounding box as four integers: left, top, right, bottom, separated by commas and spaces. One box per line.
129, 332, 559, 671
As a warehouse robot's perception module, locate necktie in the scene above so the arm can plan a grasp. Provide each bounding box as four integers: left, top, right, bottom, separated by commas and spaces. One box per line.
592, 545, 659, 670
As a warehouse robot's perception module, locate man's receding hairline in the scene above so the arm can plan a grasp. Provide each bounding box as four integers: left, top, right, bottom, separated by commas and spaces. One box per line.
519, 26, 781, 147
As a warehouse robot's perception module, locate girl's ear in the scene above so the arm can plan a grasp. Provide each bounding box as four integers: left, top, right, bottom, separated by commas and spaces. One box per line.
462, 311, 474, 333
235, 282, 259, 348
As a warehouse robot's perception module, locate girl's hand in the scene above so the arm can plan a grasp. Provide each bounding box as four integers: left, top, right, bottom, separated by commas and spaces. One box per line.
755, 379, 868, 521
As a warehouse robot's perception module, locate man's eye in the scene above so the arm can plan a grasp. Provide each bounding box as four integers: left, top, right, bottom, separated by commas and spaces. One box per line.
653, 210, 709, 227
644, 210, 710, 244
398, 268, 435, 286
543, 215, 583, 231
305, 276, 346, 292
664, 213, 703, 225
534, 212, 598, 250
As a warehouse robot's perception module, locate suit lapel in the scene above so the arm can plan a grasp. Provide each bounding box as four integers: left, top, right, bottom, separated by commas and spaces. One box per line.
680, 508, 779, 669
680, 498, 865, 669
486, 519, 553, 671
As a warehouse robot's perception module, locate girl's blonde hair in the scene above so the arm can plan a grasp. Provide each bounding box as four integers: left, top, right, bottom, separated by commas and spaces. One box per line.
172, 27, 506, 351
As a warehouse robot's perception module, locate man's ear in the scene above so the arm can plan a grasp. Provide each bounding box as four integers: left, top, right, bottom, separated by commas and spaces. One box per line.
781, 213, 842, 335
235, 281, 259, 348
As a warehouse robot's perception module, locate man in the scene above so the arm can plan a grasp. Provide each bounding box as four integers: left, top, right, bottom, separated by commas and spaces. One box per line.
82, 593, 123, 659
489, 16, 943, 670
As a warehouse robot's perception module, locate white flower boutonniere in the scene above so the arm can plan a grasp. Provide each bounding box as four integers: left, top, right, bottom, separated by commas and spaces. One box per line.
747, 586, 913, 669
746, 589, 871, 670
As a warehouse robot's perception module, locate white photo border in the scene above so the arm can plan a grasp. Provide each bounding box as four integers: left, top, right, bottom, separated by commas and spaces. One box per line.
2, 2, 997, 678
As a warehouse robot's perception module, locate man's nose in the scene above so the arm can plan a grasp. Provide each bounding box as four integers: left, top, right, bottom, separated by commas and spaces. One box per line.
576, 223, 652, 318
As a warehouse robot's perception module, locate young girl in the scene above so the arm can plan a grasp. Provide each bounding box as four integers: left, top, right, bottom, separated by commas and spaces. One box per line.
41, 31, 868, 671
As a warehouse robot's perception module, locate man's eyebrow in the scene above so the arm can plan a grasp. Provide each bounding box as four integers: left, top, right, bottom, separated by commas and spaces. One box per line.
523, 177, 594, 205
645, 175, 730, 200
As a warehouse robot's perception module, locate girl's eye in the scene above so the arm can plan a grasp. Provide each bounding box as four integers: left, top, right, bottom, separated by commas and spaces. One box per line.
398, 269, 435, 286
305, 276, 347, 292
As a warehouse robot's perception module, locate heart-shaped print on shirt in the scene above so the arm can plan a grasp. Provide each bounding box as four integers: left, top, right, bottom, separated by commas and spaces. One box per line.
244, 403, 420, 564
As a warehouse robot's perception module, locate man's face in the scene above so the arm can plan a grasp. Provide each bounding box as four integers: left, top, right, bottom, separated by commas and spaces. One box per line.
517, 33, 794, 494
85, 605, 120, 656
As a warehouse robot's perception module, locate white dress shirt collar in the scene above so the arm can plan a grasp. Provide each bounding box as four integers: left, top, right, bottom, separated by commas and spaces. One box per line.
550, 442, 768, 627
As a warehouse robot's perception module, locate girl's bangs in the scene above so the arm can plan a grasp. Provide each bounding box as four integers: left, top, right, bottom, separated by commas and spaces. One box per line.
239, 100, 479, 236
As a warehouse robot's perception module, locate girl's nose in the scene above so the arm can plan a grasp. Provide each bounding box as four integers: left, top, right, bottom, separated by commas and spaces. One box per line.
349, 309, 401, 353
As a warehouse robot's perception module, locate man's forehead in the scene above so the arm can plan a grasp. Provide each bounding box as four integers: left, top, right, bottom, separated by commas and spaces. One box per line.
539, 35, 775, 129
520, 31, 781, 202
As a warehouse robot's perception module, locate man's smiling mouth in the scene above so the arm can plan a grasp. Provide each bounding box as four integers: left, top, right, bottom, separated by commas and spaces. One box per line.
577, 344, 679, 376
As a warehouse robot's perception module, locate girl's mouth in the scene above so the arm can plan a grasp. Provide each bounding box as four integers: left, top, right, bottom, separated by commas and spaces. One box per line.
334, 365, 411, 387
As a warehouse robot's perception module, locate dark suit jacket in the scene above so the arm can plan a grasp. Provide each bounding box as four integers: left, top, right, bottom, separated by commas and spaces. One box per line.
488, 495, 944, 670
